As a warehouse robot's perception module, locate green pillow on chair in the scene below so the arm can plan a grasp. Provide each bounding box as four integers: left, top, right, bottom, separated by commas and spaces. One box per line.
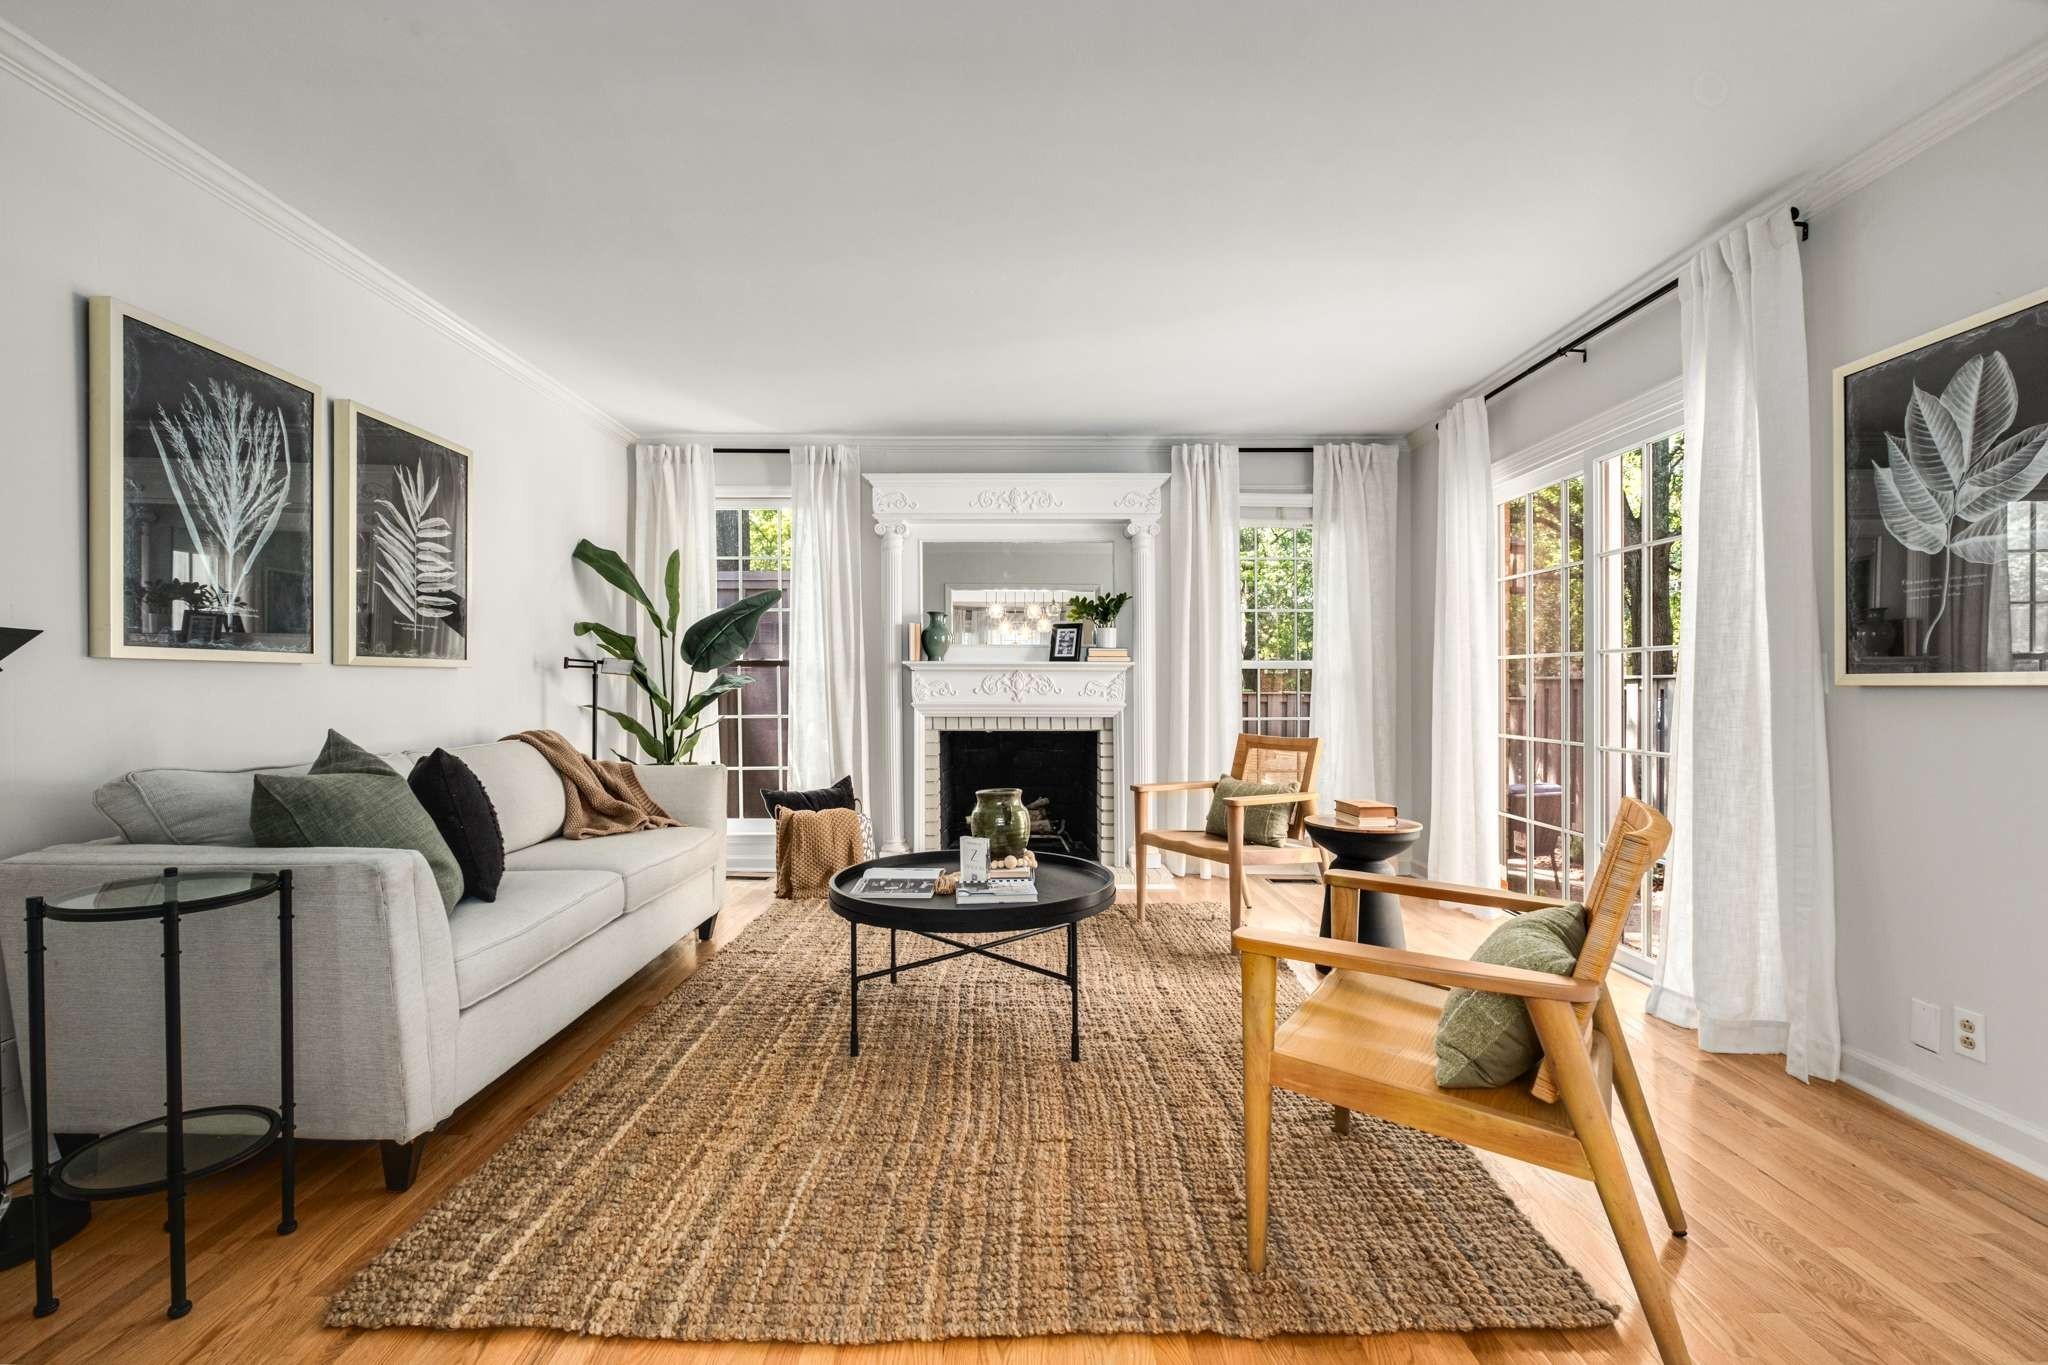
251, 730, 464, 913
1203, 776, 1300, 847
1434, 904, 1588, 1088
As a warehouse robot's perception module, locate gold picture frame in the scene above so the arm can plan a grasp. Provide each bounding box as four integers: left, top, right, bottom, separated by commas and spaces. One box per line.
333, 400, 473, 668
1833, 281, 2048, 686
89, 298, 326, 662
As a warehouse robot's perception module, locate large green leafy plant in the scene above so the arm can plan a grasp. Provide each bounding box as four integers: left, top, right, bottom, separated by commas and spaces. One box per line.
571, 540, 781, 763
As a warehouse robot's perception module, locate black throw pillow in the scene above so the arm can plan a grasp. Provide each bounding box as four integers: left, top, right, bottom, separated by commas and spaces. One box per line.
761, 774, 856, 819
408, 748, 506, 902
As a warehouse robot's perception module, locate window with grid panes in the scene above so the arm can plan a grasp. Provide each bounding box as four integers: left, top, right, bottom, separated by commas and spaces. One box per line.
1239, 525, 1314, 737
714, 505, 793, 820
1496, 429, 1684, 976
2010, 501, 2048, 662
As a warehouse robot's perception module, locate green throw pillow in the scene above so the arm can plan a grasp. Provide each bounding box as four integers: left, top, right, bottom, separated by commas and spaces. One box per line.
251, 730, 463, 913
1203, 775, 1299, 846
1434, 904, 1588, 1089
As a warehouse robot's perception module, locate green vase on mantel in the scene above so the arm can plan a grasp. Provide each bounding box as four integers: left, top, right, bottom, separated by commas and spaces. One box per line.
969, 787, 1030, 858
923, 609, 953, 661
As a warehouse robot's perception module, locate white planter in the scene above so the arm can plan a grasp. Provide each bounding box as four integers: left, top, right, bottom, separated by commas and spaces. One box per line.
634, 760, 728, 830
1092, 626, 1119, 649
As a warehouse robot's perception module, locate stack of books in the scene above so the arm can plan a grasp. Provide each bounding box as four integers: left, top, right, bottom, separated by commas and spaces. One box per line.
1086, 645, 1130, 662
852, 867, 942, 899
1333, 798, 1399, 828
955, 870, 1039, 905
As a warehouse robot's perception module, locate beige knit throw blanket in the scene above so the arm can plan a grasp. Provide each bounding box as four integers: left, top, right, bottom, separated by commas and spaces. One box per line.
505, 729, 681, 839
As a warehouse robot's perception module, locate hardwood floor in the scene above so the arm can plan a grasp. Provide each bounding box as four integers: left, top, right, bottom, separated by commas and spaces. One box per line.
4, 877, 2045, 1364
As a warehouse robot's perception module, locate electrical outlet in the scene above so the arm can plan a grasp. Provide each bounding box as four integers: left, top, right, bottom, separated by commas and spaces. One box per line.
1910, 999, 1942, 1053
1954, 1007, 1986, 1063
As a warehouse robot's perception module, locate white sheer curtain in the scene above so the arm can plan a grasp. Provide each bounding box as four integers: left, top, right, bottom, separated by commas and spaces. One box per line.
1427, 398, 1501, 887
1650, 211, 1840, 1082
1309, 442, 1399, 810
1160, 442, 1241, 869
631, 442, 720, 763
788, 444, 871, 798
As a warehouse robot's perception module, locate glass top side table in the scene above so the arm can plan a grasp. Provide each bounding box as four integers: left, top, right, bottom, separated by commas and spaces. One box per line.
26, 866, 298, 1320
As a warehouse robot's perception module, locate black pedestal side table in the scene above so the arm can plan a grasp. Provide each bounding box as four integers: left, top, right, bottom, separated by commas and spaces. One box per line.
1302, 816, 1425, 950
26, 867, 297, 1320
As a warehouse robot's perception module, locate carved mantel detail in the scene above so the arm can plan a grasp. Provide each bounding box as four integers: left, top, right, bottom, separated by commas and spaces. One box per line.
970, 669, 1061, 703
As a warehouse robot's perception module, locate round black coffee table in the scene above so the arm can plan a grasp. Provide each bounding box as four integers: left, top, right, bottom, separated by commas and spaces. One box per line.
827, 851, 1115, 1061
1302, 815, 1425, 949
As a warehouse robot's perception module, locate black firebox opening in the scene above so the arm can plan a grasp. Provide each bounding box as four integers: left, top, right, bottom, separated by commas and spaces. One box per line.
938, 729, 1100, 862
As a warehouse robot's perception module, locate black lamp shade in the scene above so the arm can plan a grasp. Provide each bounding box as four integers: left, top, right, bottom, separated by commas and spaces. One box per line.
0, 628, 40, 668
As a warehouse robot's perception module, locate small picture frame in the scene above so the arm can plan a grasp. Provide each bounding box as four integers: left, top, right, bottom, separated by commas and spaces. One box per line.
1048, 621, 1084, 661
959, 835, 990, 885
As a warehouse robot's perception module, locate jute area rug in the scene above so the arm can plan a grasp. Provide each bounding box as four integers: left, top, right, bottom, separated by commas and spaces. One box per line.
327, 899, 1616, 1343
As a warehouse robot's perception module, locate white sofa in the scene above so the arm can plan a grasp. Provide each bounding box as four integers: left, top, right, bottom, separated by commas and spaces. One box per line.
0, 740, 724, 1190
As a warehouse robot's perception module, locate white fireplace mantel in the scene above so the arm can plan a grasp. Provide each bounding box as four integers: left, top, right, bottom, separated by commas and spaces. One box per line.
870, 472, 1166, 874
905, 660, 1132, 716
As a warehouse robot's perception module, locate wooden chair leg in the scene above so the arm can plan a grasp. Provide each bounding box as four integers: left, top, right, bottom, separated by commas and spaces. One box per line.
1131, 791, 1151, 923
1242, 950, 1276, 1273
1226, 807, 1249, 931
1133, 838, 1150, 923
1332, 1106, 1352, 1135
1532, 999, 1692, 1365
1597, 991, 1687, 1236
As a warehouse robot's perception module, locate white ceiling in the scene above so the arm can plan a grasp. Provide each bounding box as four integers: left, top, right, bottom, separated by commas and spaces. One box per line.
10, 1, 2048, 438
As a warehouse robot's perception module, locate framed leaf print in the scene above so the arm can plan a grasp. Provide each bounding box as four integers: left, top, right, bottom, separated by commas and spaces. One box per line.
334, 401, 472, 667
1834, 283, 2048, 685
88, 298, 325, 661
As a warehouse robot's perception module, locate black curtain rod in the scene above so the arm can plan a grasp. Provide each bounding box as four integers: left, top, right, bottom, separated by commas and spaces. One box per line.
1240, 446, 1313, 454
711, 446, 792, 454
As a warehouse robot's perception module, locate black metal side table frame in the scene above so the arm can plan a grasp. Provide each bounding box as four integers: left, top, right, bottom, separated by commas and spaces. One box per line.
26, 867, 297, 1320
849, 919, 1082, 1060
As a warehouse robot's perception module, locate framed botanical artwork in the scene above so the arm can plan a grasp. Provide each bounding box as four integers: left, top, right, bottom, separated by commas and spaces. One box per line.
1835, 283, 2048, 686
334, 401, 472, 667
1047, 621, 1084, 661
88, 298, 325, 661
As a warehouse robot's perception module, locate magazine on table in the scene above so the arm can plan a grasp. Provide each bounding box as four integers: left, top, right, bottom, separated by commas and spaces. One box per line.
954, 874, 1039, 904
853, 867, 944, 899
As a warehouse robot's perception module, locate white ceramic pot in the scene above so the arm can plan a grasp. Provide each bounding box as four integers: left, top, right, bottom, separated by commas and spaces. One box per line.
1093, 626, 1119, 649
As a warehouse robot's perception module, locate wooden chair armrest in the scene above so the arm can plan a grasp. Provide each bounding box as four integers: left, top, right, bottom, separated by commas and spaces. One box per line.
1230, 927, 1598, 1002
1221, 790, 1318, 808
1323, 868, 1569, 916
1132, 779, 1222, 796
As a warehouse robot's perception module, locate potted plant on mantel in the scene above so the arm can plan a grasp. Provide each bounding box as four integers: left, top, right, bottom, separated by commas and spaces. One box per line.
569, 539, 781, 813
1065, 590, 1132, 650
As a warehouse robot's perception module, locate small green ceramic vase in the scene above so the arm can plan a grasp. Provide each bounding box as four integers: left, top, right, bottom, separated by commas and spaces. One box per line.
923, 609, 953, 661
968, 787, 1029, 858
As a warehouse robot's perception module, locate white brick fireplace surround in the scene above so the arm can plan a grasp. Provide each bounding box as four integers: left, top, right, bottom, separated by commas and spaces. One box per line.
871, 472, 1170, 888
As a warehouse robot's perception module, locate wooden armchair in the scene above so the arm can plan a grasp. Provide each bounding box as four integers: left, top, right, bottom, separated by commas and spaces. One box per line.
1236, 797, 1692, 1364
1131, 733, 1323, 929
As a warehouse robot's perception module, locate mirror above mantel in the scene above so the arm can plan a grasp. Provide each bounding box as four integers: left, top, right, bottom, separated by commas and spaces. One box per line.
921, 541, 1117, 660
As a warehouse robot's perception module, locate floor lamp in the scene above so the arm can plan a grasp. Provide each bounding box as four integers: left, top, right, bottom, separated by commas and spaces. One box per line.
0, 628, 93, 1269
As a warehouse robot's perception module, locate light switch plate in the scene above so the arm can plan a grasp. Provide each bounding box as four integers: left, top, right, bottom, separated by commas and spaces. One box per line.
1911, 999, 1942, 1053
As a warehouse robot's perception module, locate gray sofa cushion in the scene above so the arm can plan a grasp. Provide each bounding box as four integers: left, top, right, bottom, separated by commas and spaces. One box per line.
502, 826, 721, 912
94, 750, 419, 845
447, 869, 623, 1008
448, 741, 567, 853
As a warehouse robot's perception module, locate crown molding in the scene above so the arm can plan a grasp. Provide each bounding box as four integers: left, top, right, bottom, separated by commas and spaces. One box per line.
0, 17, 635, 444
645, 432, 1406, 452
1437, 37, 2048, 423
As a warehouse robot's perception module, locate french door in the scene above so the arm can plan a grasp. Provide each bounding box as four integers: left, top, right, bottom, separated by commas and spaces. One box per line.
1497, 431, 1682, 978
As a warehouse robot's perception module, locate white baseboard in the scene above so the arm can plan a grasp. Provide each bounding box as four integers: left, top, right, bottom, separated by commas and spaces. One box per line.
1839, 1046, 2048, 1183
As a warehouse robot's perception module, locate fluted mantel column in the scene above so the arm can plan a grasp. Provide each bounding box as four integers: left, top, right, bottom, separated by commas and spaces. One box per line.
1125, 517, 1162, 874
875, 518, 910, 852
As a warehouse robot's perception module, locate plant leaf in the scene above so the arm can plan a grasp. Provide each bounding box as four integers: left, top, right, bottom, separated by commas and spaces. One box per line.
1905, 387, 1962, 509
1949, 509, 2009, 564
679, 671, 752, 720
572, 540, 659, 621
1872, 464, 1948, 555
1881, 435, 1951, 538
664, 550, 682, 635
1955, 422, 2048, 521
590, 705, 664, 761
680, 589, 782, 671
1940, 353, 2019, 475
572, 620, 641, 664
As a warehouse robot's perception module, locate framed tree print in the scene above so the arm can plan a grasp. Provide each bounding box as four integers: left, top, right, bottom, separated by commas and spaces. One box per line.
89, 298, 325, 661
334, 401, 472, 666
1835, 283, 2048, 685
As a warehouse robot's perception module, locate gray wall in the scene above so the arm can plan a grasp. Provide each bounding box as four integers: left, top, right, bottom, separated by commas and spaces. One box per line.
1401, 81, 2048, 1166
